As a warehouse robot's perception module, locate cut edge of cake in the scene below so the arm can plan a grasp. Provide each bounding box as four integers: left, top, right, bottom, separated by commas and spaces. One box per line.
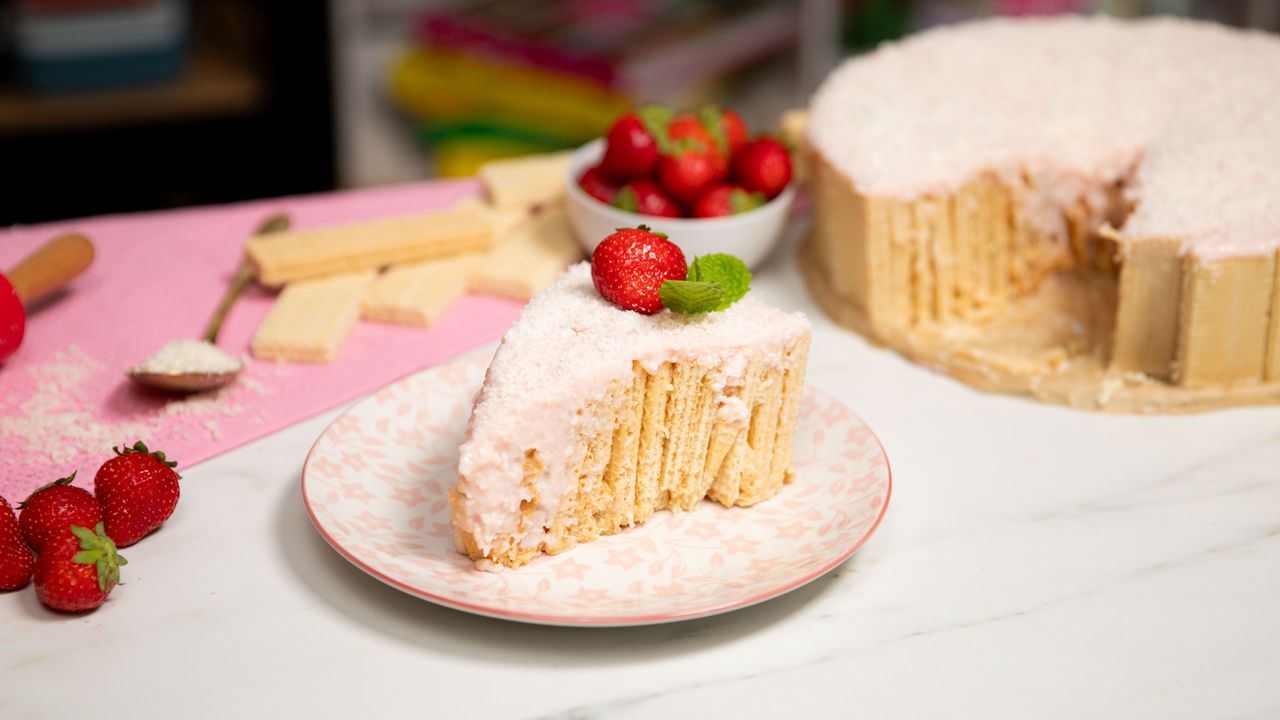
800, 15, 1280, 412
801, 153, 1280, 412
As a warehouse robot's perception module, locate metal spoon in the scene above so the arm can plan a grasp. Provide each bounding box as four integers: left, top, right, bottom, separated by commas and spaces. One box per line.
128, 214, 291, 392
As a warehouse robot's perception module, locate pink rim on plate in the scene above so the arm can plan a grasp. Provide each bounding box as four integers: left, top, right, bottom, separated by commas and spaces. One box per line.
302, 354, 892, 627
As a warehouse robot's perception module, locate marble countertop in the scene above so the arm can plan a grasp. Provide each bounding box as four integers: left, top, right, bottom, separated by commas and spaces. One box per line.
3, 243, 1278, 719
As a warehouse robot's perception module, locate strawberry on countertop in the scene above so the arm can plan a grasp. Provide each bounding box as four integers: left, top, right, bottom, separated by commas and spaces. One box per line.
733, 137, 793, 199
614, 179, 682, 218
590, 225, 688, 314
693, 184, 766, 218
34, 523, 127, 612
0, 495, 34, 591
18, 472, 103, 554
95, 441, 181, 547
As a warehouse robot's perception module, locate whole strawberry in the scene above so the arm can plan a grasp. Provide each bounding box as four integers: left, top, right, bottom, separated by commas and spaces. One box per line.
18, 471, 103, 554
95, 441, 180, 547
657, 147, 725, 207
613, 179, 682, 218
579, 166, 621, 204
665, 113, 729, 177
600, 107, 668, 179
591, 225, 688, 314
666, 113, 714, 144
0, 495, 34, 591
693, 184, 766, 219
34, 523, 127, 612
733, 137, 793, 199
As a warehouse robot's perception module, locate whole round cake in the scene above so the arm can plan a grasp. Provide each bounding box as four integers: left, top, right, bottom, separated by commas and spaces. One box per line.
802, 15, 1280, 412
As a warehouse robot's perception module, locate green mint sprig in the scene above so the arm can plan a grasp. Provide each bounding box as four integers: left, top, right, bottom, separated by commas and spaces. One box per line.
660, 254, 752, 315
659, 281, 726, 314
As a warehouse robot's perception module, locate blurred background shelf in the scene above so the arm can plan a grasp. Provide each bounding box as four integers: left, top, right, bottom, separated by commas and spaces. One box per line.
0, 0, 334, 225
2, 0, 1275, 225
0, 41, 263, 134
330, 0, 831, 187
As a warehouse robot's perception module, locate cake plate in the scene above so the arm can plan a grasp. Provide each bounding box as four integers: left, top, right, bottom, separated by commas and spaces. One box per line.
302, 354, 891, 627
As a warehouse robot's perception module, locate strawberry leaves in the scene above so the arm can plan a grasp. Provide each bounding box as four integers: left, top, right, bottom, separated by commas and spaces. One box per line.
613, 186, 640, 212
115, 440, 179, 472
638, 104, 675, 154
69, 523, 127, 593
697, 105, 730, 156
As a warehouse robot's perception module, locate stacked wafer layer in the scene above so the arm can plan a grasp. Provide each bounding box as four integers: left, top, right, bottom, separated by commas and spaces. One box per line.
808, 157, 1122, 334
452, 345, 809, 568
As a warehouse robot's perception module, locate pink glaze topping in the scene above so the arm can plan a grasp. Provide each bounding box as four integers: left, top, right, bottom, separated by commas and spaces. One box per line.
453, 262, 810, 557
808, 16, 1280, 259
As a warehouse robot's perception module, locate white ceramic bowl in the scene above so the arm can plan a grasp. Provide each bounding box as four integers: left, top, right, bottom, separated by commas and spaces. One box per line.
565, 139, 795, 269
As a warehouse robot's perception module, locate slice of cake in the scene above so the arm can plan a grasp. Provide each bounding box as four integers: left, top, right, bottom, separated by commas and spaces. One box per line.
450, 230, 810, 568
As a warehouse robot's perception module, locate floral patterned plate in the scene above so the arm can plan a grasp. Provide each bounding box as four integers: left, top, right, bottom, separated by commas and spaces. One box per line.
302, 354, 891, 627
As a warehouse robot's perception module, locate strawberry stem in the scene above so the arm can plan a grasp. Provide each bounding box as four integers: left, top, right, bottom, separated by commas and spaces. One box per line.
18, 471, 77, 510
612, 224, 668, 239
115, 440, 178, 470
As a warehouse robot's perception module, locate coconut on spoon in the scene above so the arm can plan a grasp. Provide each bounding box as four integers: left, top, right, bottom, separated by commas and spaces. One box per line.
129, 214, 290, 393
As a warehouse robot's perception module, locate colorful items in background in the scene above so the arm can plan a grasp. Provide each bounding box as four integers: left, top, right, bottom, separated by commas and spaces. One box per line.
860, 0, 1216, 52
844, 0, 913, 50
389, 0, 800, 177
995, 0, 1090, 14
9, 0, 188, 93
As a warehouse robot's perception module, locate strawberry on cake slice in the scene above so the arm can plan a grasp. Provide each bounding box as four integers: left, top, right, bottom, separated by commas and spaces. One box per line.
449, 227, 811, 569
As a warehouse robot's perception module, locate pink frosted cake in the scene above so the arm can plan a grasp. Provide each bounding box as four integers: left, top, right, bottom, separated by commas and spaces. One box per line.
450, 262, 811, 568
802, 15, 1280, 411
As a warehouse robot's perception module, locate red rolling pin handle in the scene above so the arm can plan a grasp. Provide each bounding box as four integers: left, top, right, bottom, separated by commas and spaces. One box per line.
0, 233, 95, 363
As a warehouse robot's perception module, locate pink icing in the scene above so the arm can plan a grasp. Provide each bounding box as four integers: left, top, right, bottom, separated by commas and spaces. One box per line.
808, 16, 1280, 259
453, 262, 810, 557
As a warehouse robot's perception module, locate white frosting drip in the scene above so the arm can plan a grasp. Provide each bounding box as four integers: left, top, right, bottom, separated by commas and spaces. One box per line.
454, 263, 810, 557
808, 16, 1280, 258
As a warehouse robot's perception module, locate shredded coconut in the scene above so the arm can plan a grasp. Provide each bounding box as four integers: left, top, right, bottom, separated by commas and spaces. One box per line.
134, 339, 242, 375
808, 15, 1280, 258
0, 345, 273, 486
0, 347, 151, 465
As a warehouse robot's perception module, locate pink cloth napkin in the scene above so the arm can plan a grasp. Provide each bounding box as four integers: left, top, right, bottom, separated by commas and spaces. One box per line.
0, 180, 524, 502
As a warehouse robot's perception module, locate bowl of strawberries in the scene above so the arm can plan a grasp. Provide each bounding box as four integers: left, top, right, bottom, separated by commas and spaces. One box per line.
566, 105, 795, 269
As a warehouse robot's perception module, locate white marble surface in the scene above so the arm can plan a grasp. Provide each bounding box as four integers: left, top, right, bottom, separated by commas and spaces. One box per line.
3, 239, 1280, 719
